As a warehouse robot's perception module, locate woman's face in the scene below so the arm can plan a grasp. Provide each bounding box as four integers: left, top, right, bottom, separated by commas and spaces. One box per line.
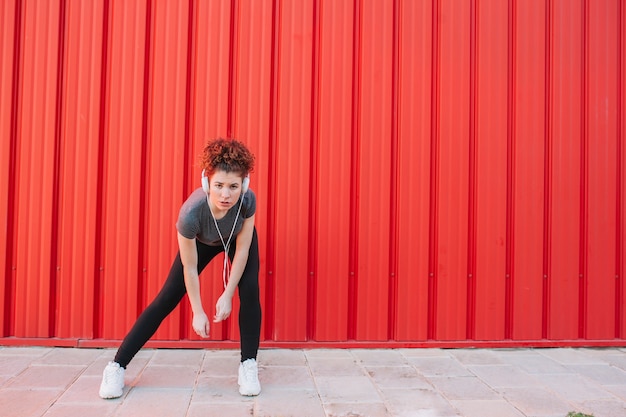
207, 170, 244, 212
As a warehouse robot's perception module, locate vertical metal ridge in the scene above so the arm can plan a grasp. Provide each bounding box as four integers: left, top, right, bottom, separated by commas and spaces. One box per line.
387, 0, 400, 341
542, 0, 553, 340
179, 0, 196, 341
427, 0, 440, 341
466, 0, 478, 341
50, 0, 68, 337
4, 0, 23, 337
307, 0, 320, 341
227, 0, 238, 137
93, 0, 110, 339
138, 0, 154, 314
505, 0, 516, 340
264, 0, 280, 340
579, 0, 590, 339
348, 0, 362, 340
224, 0, 240, 342
617, 0, 624, 338
183, 0, 196, 202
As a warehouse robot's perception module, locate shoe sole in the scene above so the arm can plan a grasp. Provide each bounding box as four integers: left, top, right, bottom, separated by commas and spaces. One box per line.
239, 388, 261, 396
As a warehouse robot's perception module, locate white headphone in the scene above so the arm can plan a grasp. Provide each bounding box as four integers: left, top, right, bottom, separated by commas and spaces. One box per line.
201, 169, 250, 195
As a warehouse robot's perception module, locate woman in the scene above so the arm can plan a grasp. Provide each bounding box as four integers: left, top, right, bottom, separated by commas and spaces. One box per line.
99, 138, 262, 398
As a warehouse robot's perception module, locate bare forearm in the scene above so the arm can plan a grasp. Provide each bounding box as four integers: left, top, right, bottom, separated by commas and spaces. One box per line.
183, 268, 204, 314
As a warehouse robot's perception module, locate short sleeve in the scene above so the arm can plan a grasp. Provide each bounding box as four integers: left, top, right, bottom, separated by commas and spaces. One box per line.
176, 200, 200, 239
244, 190, 256, 218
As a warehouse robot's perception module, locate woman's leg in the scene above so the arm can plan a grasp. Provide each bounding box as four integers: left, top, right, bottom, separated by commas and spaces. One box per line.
234, 228, 262, 362
114, 242, 221, 368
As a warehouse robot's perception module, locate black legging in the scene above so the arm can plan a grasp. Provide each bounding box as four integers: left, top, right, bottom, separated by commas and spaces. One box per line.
114, 228, 261, 367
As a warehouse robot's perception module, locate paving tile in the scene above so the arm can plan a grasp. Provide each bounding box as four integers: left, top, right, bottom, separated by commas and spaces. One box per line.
254, 387, 326, 417
351, 349, 409, 366
450, 399, 525, 417
605, 384, 626, 401
261, 365, 315, 390
307, 356, 364, 377
408, 357, 473, 378
381, 387, 460, 417
499, 387, 573, 416
0, 347, 53, 357
467, 364, 540, 388
7, 365, 84, 389
540, 373, 615, 401
0, 388, 62, 417
149, 348, 205, 367
601, 353, 626, 373
43, 402, 119, 417
538, 348, 606, 365
581, 347, 626, 358
200, 355, 240, 377
134, 365, 199, 388
305, 348, 355, 359
399, 348, 450, 358
577, 398, 626, 417
32, 347, 104, 366
315, 375, 381, 404
323, 402, 390, 417
56, 374, 103, 403
260, 348, 307, 366
449, 348, 504, 365
426, 376, 499, 400
496, 351, 572, 374
569, 364, 626, 385
187, 402, 255, 417
0, 354, 36, 376
113, 388, 192, 417
193, 375, 252, 403
365, 366, 432, 390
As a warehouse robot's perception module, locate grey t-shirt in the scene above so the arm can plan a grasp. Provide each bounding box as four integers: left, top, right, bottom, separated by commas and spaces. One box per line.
176, 187, 256, 246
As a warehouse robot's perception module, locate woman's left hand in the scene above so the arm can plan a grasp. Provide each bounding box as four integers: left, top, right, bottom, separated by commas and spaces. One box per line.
214, 293, 233, 322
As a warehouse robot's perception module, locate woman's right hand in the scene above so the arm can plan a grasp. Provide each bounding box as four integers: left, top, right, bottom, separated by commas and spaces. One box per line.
192, 312, 210, 338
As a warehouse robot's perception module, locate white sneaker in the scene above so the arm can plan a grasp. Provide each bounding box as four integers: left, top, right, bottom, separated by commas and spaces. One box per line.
99, 361, 125, 399
238, 358, 261, 396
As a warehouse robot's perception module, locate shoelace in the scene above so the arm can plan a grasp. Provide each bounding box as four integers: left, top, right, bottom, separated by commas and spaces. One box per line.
243, 363, 257, 381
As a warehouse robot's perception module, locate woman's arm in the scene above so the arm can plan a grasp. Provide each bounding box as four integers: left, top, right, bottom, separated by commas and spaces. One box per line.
177, 232, 210, 338
214, 214, 255, 322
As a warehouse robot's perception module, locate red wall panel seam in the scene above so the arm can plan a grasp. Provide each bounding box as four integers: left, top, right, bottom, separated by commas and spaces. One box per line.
542, 0, 553, 340
427, 0, 440, 341
93, 0, 110, 340
579, 0, 590, 339
505, 0, 516, 340
179, 0, 196, 341
387, 0, 400, 341
307, 0, 320, 342
348, 0, 362, 341
617, 0, 624, 339
227, 0, 238, 138
264, 0, 280, 341
137, 0, 154, 316
50, 0, 68, 337
466, 0, 478, 341
3, 0, 23, 337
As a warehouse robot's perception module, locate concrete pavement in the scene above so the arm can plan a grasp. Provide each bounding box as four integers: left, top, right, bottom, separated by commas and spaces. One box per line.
1, 346, 626, 416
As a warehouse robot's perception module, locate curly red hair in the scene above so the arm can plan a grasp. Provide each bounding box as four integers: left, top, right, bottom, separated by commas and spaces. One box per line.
199, 138, 255, 178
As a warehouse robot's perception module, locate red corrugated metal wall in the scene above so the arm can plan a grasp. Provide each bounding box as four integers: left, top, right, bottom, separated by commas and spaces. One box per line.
0, 0, 624, 347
